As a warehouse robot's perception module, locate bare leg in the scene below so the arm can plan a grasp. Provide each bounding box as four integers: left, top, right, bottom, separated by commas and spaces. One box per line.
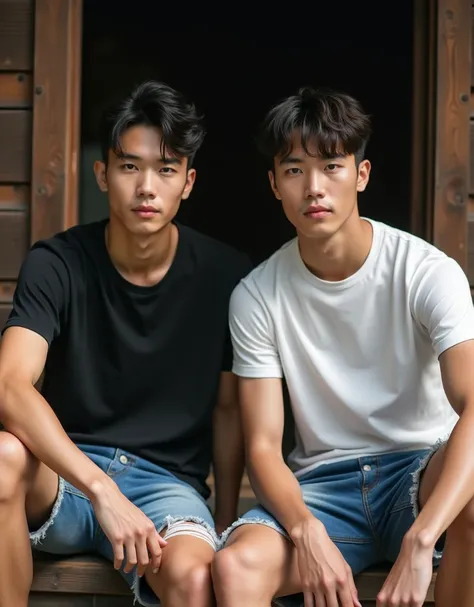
0, 431, 59, 607
212, 524, 302, 607
419, 444, 474, 607
146, 534, 216, 607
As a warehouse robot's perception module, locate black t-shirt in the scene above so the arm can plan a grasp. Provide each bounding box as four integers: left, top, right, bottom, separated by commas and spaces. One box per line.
2, 220, 252, 498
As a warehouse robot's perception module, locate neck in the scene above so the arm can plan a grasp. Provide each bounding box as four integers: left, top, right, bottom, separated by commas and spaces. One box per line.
105, 217, 178, 286
298, 215, 373, 281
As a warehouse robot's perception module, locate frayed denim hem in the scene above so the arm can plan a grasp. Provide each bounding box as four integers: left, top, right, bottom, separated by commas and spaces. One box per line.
29, 476, 65, 545
219, 516, 289, 550
131, 514, 219, 607
409, 437, 447, 560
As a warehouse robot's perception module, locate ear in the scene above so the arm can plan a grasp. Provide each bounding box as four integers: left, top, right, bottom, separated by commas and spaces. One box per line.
269, 170, 282, 200
94, 161, 108, 192
181, 168, 196, 200
356, 159, 371, 192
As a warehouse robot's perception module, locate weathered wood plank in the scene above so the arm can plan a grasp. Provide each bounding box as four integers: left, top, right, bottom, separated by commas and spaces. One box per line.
411, 0, 436, 240
432, 0, 471, 269
31, 555, 131, 595
31, 0, 82, 242
0, 72, 32, 107
0, 184, 29, 211
0, 305, 12, 331
0, 210, 28, 278
0, 0, 34, 71
0, 110, 32, 182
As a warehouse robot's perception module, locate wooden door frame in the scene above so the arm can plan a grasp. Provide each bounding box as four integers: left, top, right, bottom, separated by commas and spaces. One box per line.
31, 0, 82, 243
412, 0, 472, 269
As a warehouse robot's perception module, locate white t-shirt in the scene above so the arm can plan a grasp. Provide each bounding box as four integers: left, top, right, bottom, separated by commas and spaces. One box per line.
229, 219, 474, 477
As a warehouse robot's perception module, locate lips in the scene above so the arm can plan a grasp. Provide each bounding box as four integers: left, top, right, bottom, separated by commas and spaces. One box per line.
133, 206, 158, 213
304, 206, 331, 215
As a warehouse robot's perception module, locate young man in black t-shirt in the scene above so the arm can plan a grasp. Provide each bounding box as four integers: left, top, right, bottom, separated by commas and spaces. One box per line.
0, 81, 251, 607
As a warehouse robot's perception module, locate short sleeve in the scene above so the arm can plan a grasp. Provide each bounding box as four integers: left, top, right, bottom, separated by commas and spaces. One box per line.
2, 246, 70, 345
410, 256, 474, 357
229, 279, 282, 378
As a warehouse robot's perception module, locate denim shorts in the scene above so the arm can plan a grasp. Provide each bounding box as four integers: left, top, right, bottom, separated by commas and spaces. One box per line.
221, 449, 444, 607
29, 444, 217, 607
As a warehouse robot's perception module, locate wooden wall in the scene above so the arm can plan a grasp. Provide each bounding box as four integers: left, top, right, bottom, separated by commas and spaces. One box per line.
469, 3, 474, 285
0, 0, 81, 340
0, 0, 34, 336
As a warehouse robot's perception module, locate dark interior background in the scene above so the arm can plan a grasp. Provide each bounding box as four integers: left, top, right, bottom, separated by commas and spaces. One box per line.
80, 0, 414, 266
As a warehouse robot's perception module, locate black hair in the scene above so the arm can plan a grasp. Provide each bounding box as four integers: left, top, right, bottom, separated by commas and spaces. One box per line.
99, 80, 205, 167
257, 86, 371, 167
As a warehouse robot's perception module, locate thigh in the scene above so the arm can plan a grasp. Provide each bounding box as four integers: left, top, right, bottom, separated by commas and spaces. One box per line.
223, 463, 378, 577
31, 480, 97, 554
377, 448, 444, 564
95, 453, 217, 601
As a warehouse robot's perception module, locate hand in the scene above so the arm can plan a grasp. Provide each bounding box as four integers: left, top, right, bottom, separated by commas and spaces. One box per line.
376, 535, 434, 607
90, 478, 168, 577
291, 518, 362, 607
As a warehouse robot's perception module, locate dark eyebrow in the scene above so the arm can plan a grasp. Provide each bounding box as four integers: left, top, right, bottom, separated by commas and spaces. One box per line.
279, 156, 303, 165
279, 153, 347, 165
116, 153, 183, 165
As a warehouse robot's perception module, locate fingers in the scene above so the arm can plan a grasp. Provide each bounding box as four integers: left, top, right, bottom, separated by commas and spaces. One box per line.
112, 541, 124, 571
337, 581, 356, 607
123, 540, 137, 574
135, 534, 150, 578
324, 588, 338, 607
303, 590, 316, 607
348, 572, 362, 607
147, 531, 164, 574
158, 535, 168, 548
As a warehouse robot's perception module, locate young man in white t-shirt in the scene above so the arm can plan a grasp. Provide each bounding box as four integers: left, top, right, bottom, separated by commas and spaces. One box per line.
212, 87, 474, 607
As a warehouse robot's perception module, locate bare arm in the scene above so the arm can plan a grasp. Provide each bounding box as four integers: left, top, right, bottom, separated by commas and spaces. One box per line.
0, 326, 166, 574
239, 376, 312, 535
408, 339, 474, 544
0, 327, 110, 497
240, 376, 360, 607
212, 371, 244, 532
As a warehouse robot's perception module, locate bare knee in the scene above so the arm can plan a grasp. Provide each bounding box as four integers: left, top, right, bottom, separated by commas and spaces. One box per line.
213, 541, 269, 599
0, 432, 33, 501
153, 557, 212, 602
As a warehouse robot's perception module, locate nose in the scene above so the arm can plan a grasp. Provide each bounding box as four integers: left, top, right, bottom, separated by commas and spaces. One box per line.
305, 170, 325, 199
136, 170, 157, 199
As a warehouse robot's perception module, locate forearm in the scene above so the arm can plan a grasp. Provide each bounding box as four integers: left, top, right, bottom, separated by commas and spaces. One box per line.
409, 407, 474, 544
0, 378, 112, 499
213, 405, 245, 524
248, 447, 313, 537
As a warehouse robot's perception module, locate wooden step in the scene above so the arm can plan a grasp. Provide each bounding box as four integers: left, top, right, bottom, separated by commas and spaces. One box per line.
30, 553, 437, 606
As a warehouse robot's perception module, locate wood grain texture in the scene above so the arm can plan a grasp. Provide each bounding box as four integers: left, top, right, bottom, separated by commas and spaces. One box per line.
0, 0, 34, 71
31, 0, 82, 243
0, 110, 32, 182
0, 72, 32, 107
0, 211, 28, 278
432, 0, 471, 269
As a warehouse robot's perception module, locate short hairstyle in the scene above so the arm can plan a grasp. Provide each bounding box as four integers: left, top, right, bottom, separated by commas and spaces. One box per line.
99, 80, 206, 167
257, 86, 371, 166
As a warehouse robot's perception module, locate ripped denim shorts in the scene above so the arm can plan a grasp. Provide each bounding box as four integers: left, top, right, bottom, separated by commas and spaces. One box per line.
29, 444, 218, 607
222, 448, 444, 606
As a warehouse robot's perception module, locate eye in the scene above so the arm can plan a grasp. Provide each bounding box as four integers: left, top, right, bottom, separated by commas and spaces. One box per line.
121, 163, 137, 171
326, 163, 341, 171
160, 167, 177, 174
285, 167, 302, 175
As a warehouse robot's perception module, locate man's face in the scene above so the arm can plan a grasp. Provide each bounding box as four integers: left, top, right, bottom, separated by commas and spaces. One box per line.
270, 132, 370, 241
94, 124, 195, 236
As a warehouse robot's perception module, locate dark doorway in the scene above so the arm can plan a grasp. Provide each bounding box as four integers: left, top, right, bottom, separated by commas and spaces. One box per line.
80, 1, 414, 265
